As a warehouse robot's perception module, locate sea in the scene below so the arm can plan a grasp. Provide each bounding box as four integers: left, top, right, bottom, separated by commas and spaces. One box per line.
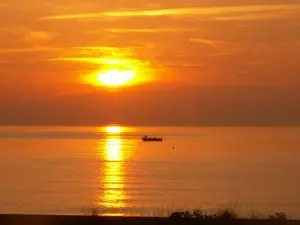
0, 126, 299, 218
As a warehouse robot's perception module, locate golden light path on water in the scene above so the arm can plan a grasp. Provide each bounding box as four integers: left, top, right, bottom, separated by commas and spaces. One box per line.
96, 125, 134, 216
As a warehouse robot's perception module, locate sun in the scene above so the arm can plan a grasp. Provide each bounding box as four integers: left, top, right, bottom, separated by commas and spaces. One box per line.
80, 51, 157, 88
96, 69, 136, 87
105, 126, 123, 134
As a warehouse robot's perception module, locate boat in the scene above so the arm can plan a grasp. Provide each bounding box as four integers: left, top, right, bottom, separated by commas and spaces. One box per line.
141, 135, 163, 142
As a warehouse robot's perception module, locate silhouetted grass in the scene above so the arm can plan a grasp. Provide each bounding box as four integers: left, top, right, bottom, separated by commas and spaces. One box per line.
81, 202, 292, 221
82, 204, 103, 216
169, 208, 291, 221
216, 199, 239, 220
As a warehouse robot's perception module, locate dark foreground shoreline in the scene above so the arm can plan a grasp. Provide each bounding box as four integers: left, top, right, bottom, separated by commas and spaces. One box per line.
1, 215, 300, 225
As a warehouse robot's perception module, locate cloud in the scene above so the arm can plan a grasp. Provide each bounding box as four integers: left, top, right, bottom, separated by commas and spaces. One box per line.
24, 31, 54, 44
41, 4, 300, 21
164, 62, 204, 68
51, 57, 128, 65
0, 47, 59, 54
189, 38, 239, 56
104, 28, 195, 33
50, 56, 151, 72
189, 38, 232, 48
214, 10, 298, 21
0, 25, 55, 48
144, 3, 161, 9
69, 46, 136, 58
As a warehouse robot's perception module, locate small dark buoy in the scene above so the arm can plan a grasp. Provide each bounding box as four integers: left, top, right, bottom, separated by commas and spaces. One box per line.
172, 146, 175, 149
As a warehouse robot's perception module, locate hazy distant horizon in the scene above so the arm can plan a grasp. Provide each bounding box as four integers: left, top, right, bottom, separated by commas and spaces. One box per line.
1, 85, 299, 126
1, 124, 300, 127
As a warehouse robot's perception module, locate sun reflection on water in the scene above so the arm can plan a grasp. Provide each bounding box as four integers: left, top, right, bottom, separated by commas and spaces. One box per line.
96, 125, 135, 215
105, 138, 123, 161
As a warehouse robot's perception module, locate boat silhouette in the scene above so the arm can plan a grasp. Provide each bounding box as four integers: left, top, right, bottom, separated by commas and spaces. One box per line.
141, 135, 163, 142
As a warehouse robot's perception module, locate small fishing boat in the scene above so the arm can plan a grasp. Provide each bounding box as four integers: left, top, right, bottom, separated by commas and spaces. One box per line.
141, 135, 163, 142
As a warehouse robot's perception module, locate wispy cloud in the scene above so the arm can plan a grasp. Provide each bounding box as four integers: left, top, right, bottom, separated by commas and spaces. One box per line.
0, 26, 55, 48
214, 10, 298, 21
189, 38, 232, 48
70, 46, 136, 58
51, 57, 124, 65
104, 28, 195, 33
24, 31, 54, 44
144, 3, 161, 9
0, 47, 59, 54
50, 56, 146, 67
164, 62, 204, 68
50, 45, 153, 70
42, 4, 300, 21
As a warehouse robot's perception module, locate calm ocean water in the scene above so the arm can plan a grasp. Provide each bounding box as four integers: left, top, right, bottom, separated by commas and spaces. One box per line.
0, 126, 299, 218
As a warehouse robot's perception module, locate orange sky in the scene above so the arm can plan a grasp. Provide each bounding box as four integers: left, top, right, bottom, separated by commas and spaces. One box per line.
0, 0, 300, 125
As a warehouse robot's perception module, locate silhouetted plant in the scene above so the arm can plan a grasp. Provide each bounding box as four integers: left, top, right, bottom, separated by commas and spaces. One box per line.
196, 210, 218, 220
170, 209, 219, 220
205, 212, 218, 220
184, 211, 192, 218
82, 204, 102, 216
249, 203, 262, 219
216, 197, 239, 220
152, 206, 173, 217
216, 208, 238, 220
268, 212, 288, 220
216, 202, 238, 220
192, 209, 204, 219
170, 212, 182, 219
170, 211, 192, 219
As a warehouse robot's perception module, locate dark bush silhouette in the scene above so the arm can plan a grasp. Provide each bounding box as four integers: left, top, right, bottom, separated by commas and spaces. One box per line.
191, 209, 217, 220
170, 211, 192, 219
268, 212, 287, 220
216, 208, 238, 220
192, 209, 203, 219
